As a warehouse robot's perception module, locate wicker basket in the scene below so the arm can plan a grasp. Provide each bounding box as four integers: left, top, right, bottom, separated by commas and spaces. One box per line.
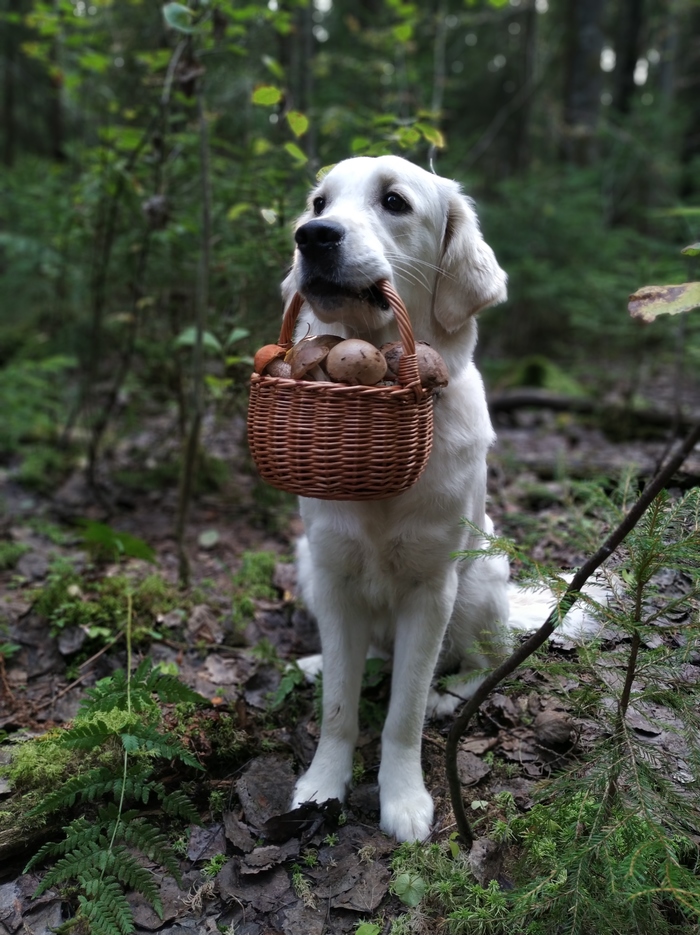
247, 280, 434, 501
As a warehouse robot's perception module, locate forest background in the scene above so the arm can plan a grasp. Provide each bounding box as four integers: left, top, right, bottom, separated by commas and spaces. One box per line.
2, 0, 700, 501
2, 2, 700, 933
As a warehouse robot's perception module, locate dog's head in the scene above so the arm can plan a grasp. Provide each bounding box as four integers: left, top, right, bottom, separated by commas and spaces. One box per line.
283, 155, 507, 340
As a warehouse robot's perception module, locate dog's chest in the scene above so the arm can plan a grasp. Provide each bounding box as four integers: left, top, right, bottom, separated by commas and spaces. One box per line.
304, 500, 468, 602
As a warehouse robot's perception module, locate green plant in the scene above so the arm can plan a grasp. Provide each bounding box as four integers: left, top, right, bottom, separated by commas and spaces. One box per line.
0, 540, 30, 570
231, 550, 278, 629
22, 592, 208, 934
33, 566, 184, 647
202, 852, 228, 878
79, 521, 156, 564
291, 863, 316, 909
399, 484, 700, 934
0, 356, 76, 455
208, 789, 226, 817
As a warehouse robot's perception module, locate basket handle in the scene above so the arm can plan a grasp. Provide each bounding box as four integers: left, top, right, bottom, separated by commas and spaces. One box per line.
276, 280, 422, 391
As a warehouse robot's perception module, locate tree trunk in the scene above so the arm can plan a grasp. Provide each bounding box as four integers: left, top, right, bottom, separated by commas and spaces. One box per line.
679, 4, 700, 197
561, 0, 606, 164
2, 0, 19, 167
513, 4, 538, 173
613, 0, 645, 114
658, 0, 678, 102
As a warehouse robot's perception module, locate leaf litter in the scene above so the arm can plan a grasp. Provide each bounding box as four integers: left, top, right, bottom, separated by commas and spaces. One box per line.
0, 404, 698, 933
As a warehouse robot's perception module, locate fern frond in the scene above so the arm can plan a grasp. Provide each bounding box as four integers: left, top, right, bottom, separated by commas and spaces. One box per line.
78, 880, 133, 935
33, 841, 106, 895
28, 766, 116, 816
80, 670, 131, 714
99, 845, 163, 913
144, 665, 207, 705
120, 722, 201, 769
157, 786, 201, 823
61, 719, 116, 750
120, 818, 183, 883
24, 816, 107, 872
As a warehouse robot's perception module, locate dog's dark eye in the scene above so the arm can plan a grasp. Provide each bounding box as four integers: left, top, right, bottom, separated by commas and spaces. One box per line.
312, 196, 326, 216
381, 192, 410, 214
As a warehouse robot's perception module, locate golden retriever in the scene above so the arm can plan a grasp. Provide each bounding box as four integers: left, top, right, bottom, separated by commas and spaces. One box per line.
283, 155, 510, 842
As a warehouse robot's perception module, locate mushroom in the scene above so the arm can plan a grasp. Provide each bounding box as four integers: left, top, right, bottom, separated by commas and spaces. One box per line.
326, 339, 388, 386
263, 358, 292, 378
254, 343, 286, 375
380, 341, 449, 391
285, 334, 342, 380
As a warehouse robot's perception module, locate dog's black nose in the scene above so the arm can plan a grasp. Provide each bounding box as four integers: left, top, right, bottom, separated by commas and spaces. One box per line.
295, 220, 344, 257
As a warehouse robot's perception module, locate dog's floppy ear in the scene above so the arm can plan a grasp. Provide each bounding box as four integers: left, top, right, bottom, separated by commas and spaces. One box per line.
432, 187, 507, 333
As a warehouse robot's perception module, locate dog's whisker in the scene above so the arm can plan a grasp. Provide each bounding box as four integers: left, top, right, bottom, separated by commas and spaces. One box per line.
392, 265, 429, 292
383, 257, 432, 291
384, 252, 457, 286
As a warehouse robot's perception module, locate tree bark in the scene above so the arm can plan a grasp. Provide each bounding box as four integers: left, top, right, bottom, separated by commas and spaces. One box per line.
561, 0, 606, 164
513, 4, 538, 173
2, 0, 19, 166
613, 0, 645, 114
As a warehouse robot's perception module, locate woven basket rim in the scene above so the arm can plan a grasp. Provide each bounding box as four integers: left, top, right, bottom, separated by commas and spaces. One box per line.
266, 280, 423, 396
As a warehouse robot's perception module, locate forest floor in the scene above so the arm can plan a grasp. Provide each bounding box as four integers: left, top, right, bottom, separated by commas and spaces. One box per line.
1, 383, 700, 935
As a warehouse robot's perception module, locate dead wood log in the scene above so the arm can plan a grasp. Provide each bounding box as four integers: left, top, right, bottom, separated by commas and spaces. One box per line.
488, 389, 698, 439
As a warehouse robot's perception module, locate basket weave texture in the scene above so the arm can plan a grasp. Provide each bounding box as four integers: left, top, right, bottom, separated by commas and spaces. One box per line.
247, 280, 434, 501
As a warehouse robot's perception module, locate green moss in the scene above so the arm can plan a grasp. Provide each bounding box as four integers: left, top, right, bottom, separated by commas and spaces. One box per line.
231, 550, 278, 629
0, 540, 30, 570
5, 733, 76, 792
33, 567, 186, 645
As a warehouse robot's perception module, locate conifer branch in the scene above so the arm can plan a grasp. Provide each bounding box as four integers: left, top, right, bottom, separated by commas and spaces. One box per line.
446, 420, 700, 848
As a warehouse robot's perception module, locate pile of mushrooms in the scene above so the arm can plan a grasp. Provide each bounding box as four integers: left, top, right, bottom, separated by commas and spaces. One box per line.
254, 334, 449, 391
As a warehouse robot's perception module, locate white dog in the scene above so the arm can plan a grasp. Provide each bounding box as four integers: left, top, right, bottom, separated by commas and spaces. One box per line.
283, 155, 511, 843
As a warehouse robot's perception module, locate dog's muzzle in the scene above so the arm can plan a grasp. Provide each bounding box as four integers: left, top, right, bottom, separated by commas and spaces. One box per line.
295, 219, 344, 261
294, 220, 389, 310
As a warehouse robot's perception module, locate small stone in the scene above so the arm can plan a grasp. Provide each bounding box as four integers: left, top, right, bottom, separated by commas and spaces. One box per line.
534, 710, 573, 747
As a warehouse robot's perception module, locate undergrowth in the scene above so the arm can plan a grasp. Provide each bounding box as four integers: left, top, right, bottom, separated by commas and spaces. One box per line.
390, 481, 700, 934
231, 549, 278, 630
10, 592, 208, 935
0, 540, 30, 570
33, 563, 185, 647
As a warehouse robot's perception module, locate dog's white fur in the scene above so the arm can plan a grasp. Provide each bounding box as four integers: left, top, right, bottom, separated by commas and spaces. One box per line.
283, 155, 510, 842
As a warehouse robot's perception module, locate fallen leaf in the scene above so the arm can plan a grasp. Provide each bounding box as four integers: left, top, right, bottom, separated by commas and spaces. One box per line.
628, 282, 700, 322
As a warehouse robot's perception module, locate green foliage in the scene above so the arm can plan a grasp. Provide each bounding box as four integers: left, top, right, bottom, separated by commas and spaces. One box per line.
33, 567, 185, 646
231, 550, 278, 628
416, 485, 700, 934
0, 540, 30, 570
269, 660, 306, 710
22, 657, 207, 934
5, 731, 76, 792
355, 924, 381, 935
479, 167, 692, 367
392, 871, 428, 908
0, 356, 76, 455
79, 522, 156, 564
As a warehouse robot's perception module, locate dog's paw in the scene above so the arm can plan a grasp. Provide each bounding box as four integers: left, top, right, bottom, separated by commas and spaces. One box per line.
293, 654, 324, 683
426, 674, 486, 719
379, 787, 434, 842
291, 762, 350, 809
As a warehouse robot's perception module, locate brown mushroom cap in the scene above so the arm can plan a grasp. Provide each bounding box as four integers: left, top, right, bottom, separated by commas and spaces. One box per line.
254, 344, 286, 375
379, 340, 449, 390
326, 339, 388, 386
285, 334, 342, 380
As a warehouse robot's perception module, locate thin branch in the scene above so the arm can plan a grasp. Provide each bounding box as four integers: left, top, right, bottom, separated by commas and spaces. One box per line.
175, 81, 211, 587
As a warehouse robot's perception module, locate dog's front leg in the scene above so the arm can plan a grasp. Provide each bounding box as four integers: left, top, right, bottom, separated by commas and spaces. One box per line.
378, 573, 458, 842
291, 572, 372, 809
